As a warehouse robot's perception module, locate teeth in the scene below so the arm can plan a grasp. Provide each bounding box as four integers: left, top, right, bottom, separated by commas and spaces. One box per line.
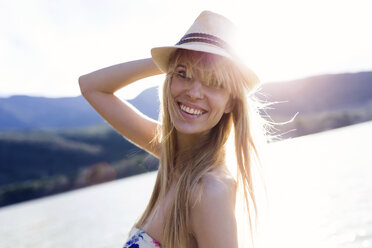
180, 104, 203, 115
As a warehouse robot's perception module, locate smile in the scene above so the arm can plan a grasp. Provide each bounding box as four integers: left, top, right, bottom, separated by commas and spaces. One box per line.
178, 102, 207, 117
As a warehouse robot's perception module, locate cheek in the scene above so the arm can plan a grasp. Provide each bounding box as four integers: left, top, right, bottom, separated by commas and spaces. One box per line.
170, 79, 183, 98
208, 92, 231, 113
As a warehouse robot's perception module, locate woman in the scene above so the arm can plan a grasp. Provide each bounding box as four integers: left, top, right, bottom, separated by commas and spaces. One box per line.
79, 11, 270, 248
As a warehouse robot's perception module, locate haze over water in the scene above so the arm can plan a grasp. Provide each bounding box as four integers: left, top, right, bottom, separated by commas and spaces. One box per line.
0, 121, 371, 248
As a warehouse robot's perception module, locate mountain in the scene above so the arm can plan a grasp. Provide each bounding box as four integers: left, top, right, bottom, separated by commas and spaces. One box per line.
260, 71, 372, 115
0, 96, 104, 130
258, 71, 372, 137
0, 124, 159, 207
0, 71, 371, 132
0, 71, 371, 208
127, 87, 160, 119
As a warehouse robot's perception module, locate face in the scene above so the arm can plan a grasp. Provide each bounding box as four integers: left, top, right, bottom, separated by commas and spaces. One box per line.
169, 61, 233, 136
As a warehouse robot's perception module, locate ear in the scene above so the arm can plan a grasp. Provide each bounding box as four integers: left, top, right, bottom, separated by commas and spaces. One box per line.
224, 97, 234, 114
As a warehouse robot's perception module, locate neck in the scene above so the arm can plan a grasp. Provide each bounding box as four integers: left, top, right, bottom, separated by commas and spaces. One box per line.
172, 131, 209, 176
173, 130, 226, 175
175, 131, 209, 153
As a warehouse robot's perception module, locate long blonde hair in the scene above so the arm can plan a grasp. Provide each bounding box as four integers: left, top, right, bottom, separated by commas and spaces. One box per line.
133, 49, 272, 248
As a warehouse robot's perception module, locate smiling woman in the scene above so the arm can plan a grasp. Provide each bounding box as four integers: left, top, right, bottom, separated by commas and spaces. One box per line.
168, 50, 234, 136
79, 10, 272, 248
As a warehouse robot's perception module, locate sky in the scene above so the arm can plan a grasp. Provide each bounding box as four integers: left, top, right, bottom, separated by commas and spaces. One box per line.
1, 0, 371, 99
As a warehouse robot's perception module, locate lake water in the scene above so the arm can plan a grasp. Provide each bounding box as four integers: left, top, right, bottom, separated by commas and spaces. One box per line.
0, 121, 371, 248
256, 120, 372, 248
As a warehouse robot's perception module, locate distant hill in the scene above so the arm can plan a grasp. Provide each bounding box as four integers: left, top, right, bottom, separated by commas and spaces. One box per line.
0, 71, 371, 135
259, 71, 372, 137
1, 71, 371, 208
0, 91, 159, 131
260, 71, 372, 115
0, 125, 159, 207
0, 95, 104, 130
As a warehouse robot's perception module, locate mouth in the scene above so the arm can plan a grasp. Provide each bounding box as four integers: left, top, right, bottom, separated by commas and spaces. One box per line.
177, 102, 208, 118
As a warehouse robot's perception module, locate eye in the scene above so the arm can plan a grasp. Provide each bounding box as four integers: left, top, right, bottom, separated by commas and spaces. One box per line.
176, 70, 187, 78
175, 70, 192, 81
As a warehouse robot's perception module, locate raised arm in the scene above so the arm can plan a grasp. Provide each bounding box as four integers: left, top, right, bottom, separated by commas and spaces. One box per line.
78, 58, 163, 158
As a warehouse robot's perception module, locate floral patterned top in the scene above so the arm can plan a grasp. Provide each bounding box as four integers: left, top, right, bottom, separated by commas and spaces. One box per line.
123, 227, 162, 248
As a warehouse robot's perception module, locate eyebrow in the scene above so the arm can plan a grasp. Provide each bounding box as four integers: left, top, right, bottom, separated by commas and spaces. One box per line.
176, 64, 186, 69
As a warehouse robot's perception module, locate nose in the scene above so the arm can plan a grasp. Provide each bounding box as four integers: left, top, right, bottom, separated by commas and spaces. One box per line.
186, 79, 204, 100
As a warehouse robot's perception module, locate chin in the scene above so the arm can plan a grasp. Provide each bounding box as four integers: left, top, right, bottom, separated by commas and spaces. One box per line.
173, 122, 212, 136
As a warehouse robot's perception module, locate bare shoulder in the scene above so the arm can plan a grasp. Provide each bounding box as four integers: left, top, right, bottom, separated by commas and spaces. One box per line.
202, 167, 237, 202
189, 166, 236, 208
189, 166, 238, 248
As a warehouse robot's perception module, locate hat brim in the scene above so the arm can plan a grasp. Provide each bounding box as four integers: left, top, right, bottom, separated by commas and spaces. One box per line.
151, 43, 232, 72
151, 44, 261, 91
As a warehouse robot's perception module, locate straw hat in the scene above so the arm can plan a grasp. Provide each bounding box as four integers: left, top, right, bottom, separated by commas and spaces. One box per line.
151, 10, 260, 90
